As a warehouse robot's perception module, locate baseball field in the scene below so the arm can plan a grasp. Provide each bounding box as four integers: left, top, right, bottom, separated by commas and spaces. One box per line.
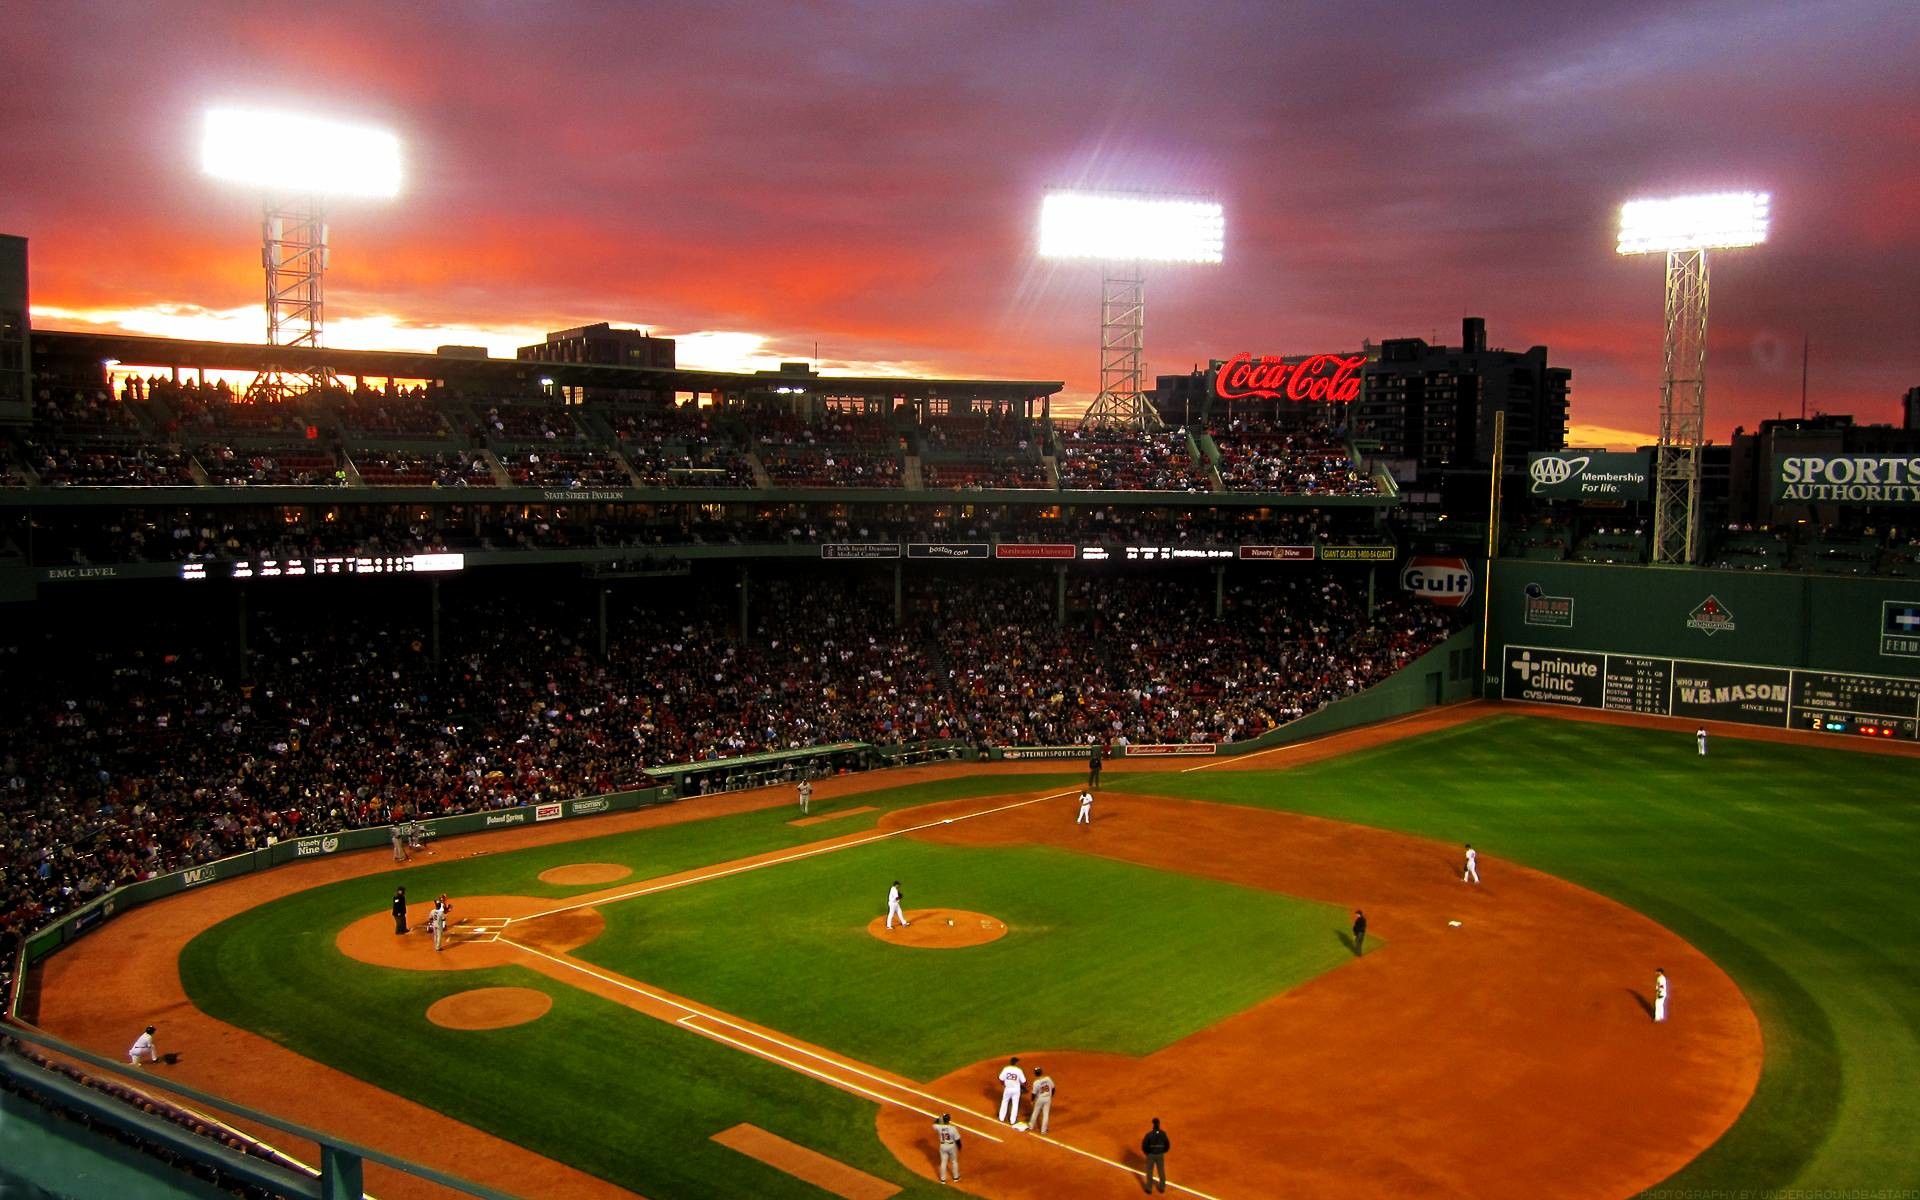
31, 705, 1920, 1199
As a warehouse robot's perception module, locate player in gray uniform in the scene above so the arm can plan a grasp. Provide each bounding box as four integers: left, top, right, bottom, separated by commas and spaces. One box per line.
798, 779, 812, 815
931, 1113, 962, 1182
1462, 844, 1479, 884
390, 822, 408, 862
1028, 1067, 1055, 1133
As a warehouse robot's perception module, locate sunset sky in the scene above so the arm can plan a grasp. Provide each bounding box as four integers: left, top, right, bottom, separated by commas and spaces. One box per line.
4, 0, 1916, 445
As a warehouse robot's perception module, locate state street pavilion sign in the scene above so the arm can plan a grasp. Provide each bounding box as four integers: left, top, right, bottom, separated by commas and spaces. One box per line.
1214, 353, 1366, 404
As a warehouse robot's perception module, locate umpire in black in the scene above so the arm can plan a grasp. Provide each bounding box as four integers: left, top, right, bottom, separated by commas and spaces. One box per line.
392, 886, 409, 935
1088, 747, 1104, 790
1140, 1117, 1170, 1193
1351, 909, 1367, 956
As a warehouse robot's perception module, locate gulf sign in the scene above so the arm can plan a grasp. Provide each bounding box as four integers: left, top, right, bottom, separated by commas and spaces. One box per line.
1401, 556, 1474, 606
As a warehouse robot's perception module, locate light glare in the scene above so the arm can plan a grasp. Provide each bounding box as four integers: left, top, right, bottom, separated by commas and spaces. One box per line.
202, 108, 402, 198
1617, 192, 1769, 254
1039, 191, 1224, 263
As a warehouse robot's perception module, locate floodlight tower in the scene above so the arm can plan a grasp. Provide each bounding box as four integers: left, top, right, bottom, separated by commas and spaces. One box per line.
1617, 191, 1770, 564
1039, 191, 1224, 431
202, 108, 402, 399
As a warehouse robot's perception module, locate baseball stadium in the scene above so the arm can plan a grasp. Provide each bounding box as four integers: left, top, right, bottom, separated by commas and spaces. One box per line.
5, 11, 1920, 1200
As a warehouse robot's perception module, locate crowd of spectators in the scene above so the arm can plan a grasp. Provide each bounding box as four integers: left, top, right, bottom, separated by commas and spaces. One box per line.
335, 393, 449, 438
1057, 429, 1208, 491
25, 441, 196, 487
471, 404, 584, 444
196, 445, 342, 487
0, 571, 1456, 946
1209, 417, 1380, 495
920, 456, 1050, 489
495, 448, 631, 489
349, 449, 498, 488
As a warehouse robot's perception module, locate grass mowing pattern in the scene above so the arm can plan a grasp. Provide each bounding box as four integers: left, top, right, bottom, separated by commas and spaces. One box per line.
1109, 715, 1920, 1195
572, 839, 1353, 1079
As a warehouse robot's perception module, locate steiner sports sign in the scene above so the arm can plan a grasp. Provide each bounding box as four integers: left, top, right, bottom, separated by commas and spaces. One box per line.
1214, 353, 1366, 404
1773, 454, 1920, 504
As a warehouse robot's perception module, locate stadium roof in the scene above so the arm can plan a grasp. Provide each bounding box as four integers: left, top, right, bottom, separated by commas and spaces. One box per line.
30, 329, 1064, 401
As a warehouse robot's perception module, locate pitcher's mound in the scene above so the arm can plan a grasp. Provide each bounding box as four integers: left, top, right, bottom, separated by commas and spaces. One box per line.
538, 863, 632, 886
866, 909, 1007, 948
427, 987, 552, 1030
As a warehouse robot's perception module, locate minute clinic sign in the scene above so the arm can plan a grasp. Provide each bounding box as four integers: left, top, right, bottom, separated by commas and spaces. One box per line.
1215, 353, 1366, 404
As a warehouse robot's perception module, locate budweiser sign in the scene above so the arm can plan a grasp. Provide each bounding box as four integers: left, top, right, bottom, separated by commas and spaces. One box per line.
1215, 353, 1366, 404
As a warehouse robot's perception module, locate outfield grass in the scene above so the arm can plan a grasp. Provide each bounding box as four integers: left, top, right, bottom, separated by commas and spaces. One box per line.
572, 838, 1353, 1078
1108, 715, 1920, 1195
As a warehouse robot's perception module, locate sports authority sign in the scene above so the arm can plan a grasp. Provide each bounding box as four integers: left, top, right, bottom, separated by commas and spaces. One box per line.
1773, 454, 1920, 504
1401, 556, 1474, 606
1214, 353, 1366, 404
1525, 451, 1652, 500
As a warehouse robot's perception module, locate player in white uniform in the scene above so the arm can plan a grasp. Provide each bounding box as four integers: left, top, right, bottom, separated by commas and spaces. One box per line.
428, 900, 448, 951
1654, 968, 1669, 1022
887, 880, 910, 929
997, 1056, 1027, 1124
1696, 727, 1708, 756
1028, 1068, 1055, 1133
128, 1025, 158, 1067
1076, 789, 1093, 825
1462, 843, 1479, 884
797, 779, 812, 814
931, 1113, 962, 1182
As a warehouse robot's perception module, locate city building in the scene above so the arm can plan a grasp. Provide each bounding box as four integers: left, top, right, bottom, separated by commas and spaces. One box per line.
1355, 317, 1569, 469
518, 322, 676, 403
0, 234, 27, 422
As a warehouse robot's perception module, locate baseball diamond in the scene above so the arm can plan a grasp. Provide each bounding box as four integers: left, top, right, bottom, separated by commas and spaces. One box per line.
16, 706, 1915, 1198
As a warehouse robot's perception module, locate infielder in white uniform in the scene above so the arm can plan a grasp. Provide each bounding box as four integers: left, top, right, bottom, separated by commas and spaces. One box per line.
1697, 727, 1708, 756
1028, 1068, 1055, 1133
931, 1113, 962, 1182
1076, 789, 1093, 825
798, 779, 812, 814
128, 1025, 158, 1067
997, 1056, 1027, 1124
886, 880, 910, 929
1654, 968, 1669, 1022
1462, 843, 1479, 883
428, 901, 448, 951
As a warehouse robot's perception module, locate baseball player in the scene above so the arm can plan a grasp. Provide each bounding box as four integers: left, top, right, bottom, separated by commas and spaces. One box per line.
797, 779, 812, 815
1028, 1068, 1055, 1133
1654, 968, 1669, 1022
428, 899, 448, 951
408, 819, 429, 855
128, 1025, 158, 1067
1462, 843, 1479, 884
996, 1056, 1026, 1124
1696, 727, 1708, 756
1076, 789, 1093, 825
887, 880, 910, 929
390, 822, 409, 862
931, 1113, 962, 1182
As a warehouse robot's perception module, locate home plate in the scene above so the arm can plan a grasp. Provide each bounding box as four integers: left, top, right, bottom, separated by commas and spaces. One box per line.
1448, 920, 1463, 927
1014, 1122, 1029, 1132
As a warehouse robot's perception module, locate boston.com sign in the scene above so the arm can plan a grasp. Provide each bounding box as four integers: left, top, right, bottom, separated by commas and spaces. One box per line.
1774, 454, 1920, 504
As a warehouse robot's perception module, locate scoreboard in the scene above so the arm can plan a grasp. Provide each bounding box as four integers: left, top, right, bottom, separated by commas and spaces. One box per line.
1503, 644, 1920, 741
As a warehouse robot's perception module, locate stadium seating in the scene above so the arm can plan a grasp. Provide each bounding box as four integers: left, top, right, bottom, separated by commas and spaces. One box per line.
1208, 416, 1381, 496
1056, 429, 1208, 492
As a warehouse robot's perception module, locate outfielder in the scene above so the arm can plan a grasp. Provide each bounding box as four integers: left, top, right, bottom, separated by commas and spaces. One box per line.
128, 1024, 158, 1067
798, 779, 812, 815
931, 1113, 962, 1182
1029, 1067, 1055, 1133
1696, 727, 1708, 756
1462, 843, 1479, 884
887, 880, 910, 929
996, 1056, 1026, 1124
1076, 789, 1093, 825
1654, 968, 1669, 1022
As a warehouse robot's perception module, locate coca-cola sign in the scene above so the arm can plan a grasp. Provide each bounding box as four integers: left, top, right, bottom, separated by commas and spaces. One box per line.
1215, 353, 1366, 403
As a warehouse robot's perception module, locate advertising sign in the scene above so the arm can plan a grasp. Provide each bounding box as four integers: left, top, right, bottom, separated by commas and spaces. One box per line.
1880, 601, 1920, 658
820, 543, 901, 560
1668, 661, 1791, 726
908, 543, 991, 560
1773, 455, 1920, 504
1320, 545, 1396, 563
1401, 556, 1474, 606
1503, 646, 1605, 707
1522, 582, 1575, 628
1122, 743, 1218, 757
997, 745, 1097, 760
1214, 353, 1366, 404
1525, 451, 1652, 500
995, 544, 1077, 560
1238, 545, 1316, 561
1601, 655, 1672, 715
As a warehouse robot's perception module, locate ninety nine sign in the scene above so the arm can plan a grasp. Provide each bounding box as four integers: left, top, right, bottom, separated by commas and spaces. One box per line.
1215, 353, 1366, 404
1238, 545, 1317, 561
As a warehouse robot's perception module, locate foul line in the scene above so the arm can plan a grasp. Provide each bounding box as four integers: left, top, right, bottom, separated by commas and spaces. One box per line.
500, 937, 1227, 1199
503, 788, 1080, 925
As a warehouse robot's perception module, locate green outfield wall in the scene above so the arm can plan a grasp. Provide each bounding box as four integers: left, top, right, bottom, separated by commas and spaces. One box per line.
1486, 560, 1920, 738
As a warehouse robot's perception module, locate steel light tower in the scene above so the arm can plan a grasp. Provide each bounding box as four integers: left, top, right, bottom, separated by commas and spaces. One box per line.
1039, 191, 1224, 431
202, 108, 402, 399
1617, 191, 1770, 564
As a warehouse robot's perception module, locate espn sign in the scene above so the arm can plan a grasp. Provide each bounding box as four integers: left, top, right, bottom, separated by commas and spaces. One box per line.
1401, 556, 1474, 606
